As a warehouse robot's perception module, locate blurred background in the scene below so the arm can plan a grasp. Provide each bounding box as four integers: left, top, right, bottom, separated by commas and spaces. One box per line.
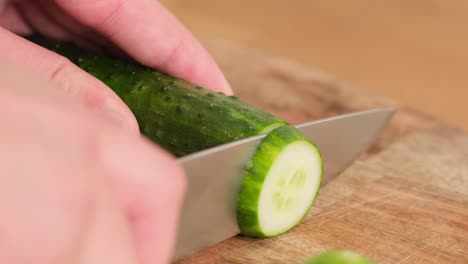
161, 0, 468, 131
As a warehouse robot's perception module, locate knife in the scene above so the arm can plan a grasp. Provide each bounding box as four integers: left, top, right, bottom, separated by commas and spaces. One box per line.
174, 108, 395, 259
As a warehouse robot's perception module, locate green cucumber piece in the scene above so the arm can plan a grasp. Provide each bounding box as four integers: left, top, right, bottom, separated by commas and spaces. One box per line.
238, 125, 322, 237
29, 36, 323, 237
303, 250, 375, 264
28, 36, 286, 157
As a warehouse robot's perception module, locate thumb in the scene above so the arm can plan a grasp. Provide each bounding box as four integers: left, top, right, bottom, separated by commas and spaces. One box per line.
0, 27, 138, 133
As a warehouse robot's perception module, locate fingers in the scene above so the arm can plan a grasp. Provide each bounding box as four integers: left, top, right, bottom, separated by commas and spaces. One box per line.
16, 0, 73, 40
1, 63, 185, 264
34, 0, 110, 49
0, 3, 32, 34
100, 133, 186, 264
56, 0, 233, 95
0, 27, 138, 133
0, 69, 138, 264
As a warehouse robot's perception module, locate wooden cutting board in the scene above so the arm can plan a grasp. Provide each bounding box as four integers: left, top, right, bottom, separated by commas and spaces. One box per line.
176, 37, 468, 264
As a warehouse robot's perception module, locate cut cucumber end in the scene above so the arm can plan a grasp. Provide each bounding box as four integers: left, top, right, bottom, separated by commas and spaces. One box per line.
237, 125, 323, 237
258, 140, 322, 236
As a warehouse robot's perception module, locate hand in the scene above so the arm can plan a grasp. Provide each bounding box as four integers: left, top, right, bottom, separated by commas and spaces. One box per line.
0, 0, 227, 263
0, 64, 185, 263
0, 0, 232, 131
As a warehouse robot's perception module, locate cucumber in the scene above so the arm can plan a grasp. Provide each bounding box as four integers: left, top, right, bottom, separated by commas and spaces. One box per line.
28, 36, 286, 157
303, 250, 375, 264
29, 36, 323, 237
237, 125, 322, 237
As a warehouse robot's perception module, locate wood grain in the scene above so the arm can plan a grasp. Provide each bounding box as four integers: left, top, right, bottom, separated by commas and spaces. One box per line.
174, 38, 468, 263
161, 0, 468, 131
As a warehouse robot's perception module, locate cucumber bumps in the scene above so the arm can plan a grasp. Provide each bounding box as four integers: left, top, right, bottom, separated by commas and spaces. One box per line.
30, 36, 323, 237
29, 36, 286, 157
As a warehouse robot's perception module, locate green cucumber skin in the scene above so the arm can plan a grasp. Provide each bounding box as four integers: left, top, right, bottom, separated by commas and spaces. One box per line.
236, 125, 322, 237
30, 36, 286, 157
303, 250, 375, 264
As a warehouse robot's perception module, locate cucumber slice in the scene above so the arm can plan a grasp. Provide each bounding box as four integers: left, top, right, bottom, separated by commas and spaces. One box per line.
303, 250, 375, 264
237, 125, 322, 237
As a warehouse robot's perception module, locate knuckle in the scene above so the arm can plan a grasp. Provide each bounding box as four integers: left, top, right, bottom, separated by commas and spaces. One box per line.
87, 0, 125, 31
46, 54, 101, 104
156, 38, 184, 70
48, 56, 74, 90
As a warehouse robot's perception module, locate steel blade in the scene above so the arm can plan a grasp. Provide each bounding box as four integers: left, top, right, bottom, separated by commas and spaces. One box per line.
295, 108, 394, 185
174, 108, 395, 260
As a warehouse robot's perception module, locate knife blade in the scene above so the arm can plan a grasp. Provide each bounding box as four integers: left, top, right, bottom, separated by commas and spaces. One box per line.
174, 108, 395, 260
